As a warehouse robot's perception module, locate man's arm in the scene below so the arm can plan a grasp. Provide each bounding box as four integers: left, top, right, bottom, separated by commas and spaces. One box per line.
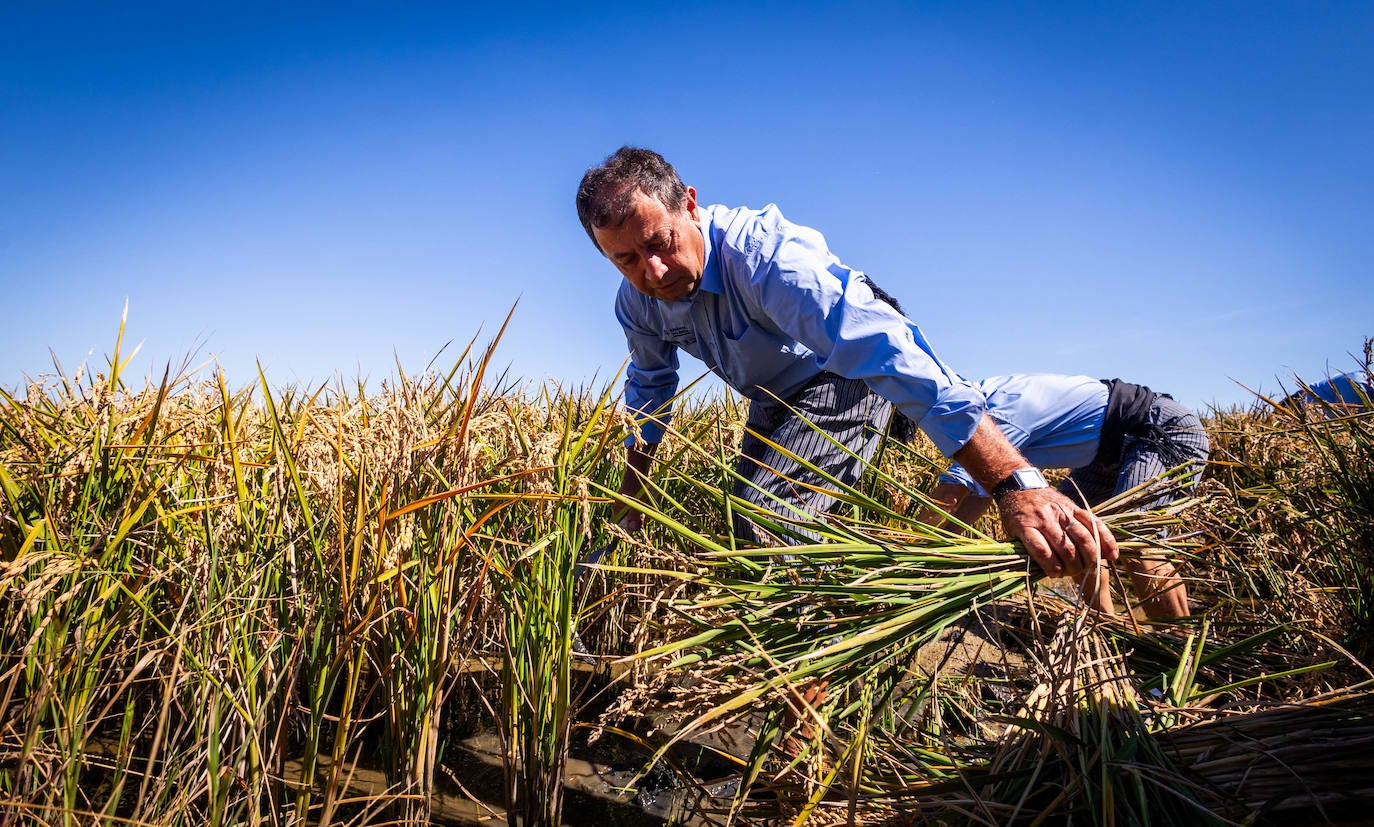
953, 493, 993, 525
952, 415, 1118, 578
917, 482, 991, 529
613, 285, 678, 532
723, 215, 1114, 573
615, 442, 659, 531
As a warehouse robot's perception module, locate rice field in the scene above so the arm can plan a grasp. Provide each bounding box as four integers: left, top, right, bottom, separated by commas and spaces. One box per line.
2, 321, 1371, 826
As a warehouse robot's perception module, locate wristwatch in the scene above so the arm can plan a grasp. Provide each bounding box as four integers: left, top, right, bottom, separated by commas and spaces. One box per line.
991, 468, 1049, 501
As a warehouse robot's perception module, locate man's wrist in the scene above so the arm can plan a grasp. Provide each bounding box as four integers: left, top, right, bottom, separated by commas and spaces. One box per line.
991, 468, 1049, 501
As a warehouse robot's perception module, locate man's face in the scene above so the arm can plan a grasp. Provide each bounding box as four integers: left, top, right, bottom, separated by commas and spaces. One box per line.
592, 186, 705, 302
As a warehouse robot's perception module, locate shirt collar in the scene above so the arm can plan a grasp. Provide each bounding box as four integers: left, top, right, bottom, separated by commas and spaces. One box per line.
696, 206, 724, 296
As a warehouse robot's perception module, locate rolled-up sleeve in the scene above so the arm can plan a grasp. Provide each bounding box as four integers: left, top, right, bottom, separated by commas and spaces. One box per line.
747, 219, 986, 457
616, 290, 679, 446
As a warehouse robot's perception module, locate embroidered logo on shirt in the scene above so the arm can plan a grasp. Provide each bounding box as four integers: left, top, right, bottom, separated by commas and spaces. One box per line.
665, 326, 696, 346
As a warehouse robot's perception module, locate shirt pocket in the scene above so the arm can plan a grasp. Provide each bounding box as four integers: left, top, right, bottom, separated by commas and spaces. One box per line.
720, 322, 792, 389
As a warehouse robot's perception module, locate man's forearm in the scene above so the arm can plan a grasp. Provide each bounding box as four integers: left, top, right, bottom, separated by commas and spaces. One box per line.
614, 442, 659, 531
951, 414, 1034, 492
623, 442, 658, 499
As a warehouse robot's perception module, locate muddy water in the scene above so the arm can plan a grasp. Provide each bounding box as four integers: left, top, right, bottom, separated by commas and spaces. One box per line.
296, 723, 744, 826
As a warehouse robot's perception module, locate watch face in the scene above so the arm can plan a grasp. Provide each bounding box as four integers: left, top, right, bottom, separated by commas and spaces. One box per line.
1012, 469, 1047, 488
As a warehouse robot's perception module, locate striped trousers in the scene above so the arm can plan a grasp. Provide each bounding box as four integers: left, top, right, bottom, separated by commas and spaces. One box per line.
1060, 395, 1211, 509
733, 372, 892, 546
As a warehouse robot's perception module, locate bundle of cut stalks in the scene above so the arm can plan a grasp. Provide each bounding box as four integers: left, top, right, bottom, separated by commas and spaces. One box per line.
615, 462, 1208, 733
916, 615, 1226, 826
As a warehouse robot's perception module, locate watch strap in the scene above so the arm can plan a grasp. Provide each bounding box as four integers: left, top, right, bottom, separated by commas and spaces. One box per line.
991, 468, 1049, 500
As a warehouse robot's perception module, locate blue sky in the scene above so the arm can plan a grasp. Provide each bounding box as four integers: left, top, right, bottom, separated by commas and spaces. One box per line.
3, 1, 1370, 413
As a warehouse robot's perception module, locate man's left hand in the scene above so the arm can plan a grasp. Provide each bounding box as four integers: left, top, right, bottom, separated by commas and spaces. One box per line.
998, 487, 1119, 579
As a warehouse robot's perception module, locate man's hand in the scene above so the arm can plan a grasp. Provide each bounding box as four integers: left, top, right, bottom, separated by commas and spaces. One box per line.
998, 487, 1119, 578
614, 442, 658, 533
614, 469, 646, 532
950, 414, 1119, 579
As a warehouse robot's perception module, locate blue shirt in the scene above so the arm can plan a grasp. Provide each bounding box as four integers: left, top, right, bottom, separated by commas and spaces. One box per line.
939, 374, 1109, 496
1301, 372, 1372, 406
616, 203, 986, 456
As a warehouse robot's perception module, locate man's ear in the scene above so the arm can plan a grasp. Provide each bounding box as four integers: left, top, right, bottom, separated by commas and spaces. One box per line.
684, 186, 700, 220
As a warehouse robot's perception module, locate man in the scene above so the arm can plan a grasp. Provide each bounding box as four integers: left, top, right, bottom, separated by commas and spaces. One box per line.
575, 146, 1117, 585
921, 373, 1209, 619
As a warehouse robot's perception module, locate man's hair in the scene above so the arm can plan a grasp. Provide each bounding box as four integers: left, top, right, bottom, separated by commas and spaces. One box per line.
576, 146, 689, 253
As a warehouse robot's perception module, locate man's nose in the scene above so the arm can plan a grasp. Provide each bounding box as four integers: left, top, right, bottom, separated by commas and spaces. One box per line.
643, 254, 667, 282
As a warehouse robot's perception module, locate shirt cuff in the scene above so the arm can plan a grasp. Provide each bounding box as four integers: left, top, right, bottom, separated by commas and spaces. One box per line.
938, 465, 988, 497
623, 414, 669, 447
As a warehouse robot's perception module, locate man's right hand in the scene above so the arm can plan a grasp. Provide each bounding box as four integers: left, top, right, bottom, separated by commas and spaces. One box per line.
951, 414, 1119, 580
998, 486, 1119, 579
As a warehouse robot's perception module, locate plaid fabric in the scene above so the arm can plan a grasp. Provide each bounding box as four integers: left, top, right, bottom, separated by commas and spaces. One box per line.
732, 372, 892, 545
1060, 395, 1210, 509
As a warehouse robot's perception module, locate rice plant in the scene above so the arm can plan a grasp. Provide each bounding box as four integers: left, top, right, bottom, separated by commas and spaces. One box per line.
0, 313, 633, 825
3, 318, 1372, 825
